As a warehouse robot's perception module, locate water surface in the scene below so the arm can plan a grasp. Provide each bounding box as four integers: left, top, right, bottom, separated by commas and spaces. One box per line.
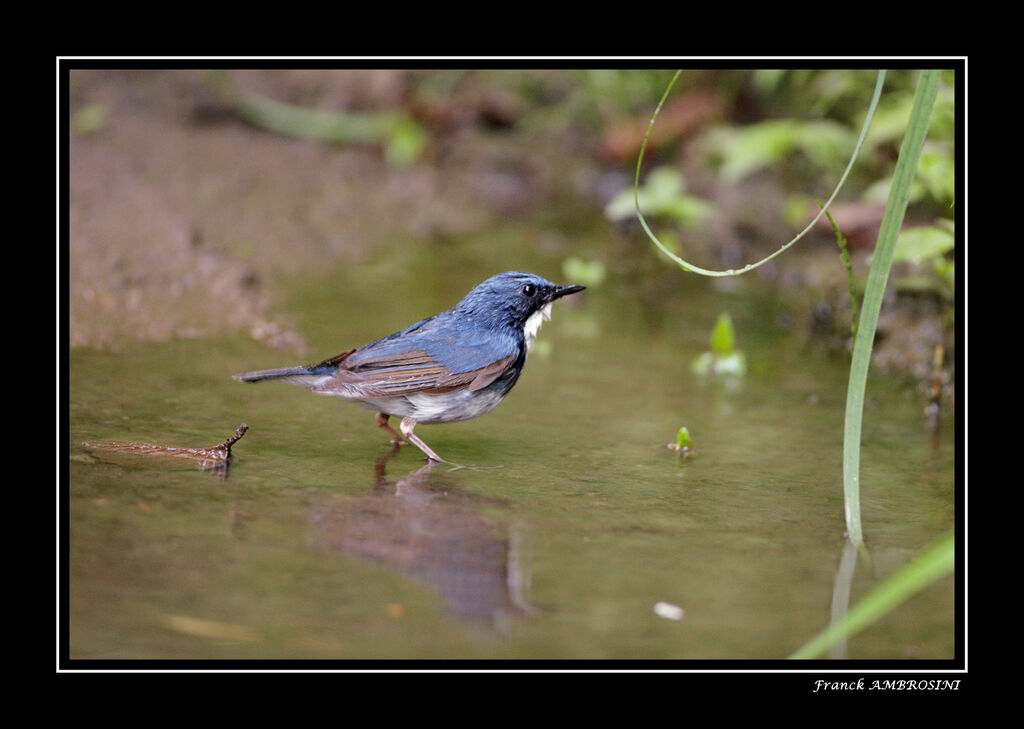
66, 235, 956, 661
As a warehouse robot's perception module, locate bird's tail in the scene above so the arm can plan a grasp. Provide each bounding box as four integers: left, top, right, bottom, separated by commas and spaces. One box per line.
232, 349, 354, 387
232, 366, 331, 387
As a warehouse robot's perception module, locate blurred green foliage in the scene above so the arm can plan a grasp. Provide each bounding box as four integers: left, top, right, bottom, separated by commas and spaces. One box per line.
513, 69, 684, 130
709, 311, 736, 355
609, 68, 956, 307
692, 312, 746, 378
197, 68, 956, 289
892, 221, 955, 297
705, 118, 854, 182
203, 70, 428, 166
72, 103, 107, 135
894, 222, 955, 265
711, 70, 955, 210
561, 256, 607, 288
605, 166, 711, 226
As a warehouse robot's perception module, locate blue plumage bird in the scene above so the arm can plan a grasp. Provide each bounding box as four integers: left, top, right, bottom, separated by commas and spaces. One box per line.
233, 271, 585, 463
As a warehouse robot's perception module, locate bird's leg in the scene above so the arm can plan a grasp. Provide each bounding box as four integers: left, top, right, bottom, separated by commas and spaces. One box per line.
375, 412, 404, 444
400, 417, 449, 464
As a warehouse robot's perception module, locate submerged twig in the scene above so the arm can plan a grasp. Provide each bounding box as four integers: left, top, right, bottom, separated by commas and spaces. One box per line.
83, 424, 249, 478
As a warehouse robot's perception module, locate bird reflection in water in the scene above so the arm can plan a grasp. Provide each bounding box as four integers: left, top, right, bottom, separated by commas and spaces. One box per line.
309, 446, 534, 629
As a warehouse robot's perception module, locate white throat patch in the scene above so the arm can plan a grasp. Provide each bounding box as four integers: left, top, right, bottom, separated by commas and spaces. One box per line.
523, 302, 553, 352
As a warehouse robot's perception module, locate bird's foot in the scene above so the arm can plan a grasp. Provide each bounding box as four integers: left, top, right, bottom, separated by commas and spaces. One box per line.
400, 416, 461, 467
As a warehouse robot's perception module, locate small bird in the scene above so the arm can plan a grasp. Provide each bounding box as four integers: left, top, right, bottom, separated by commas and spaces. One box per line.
233, 272, 585, 463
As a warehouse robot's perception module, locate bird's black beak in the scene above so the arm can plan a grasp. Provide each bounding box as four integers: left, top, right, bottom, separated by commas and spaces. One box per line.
549, 283, 586, 301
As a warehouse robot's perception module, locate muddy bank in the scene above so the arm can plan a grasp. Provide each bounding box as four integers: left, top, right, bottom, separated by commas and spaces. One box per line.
66, 69, 570, 350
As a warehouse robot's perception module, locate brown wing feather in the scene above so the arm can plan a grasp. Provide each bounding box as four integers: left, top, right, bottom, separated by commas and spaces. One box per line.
313, 350, 516, 399
467, 354, 517, 391
307, 348, 356, 370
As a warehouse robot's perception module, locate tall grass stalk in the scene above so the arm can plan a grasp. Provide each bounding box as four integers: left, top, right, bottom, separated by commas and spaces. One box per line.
842, 69, 941, 548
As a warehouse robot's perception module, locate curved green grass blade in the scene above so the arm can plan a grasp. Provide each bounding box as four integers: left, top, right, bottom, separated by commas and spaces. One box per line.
789, 530, 954, 659
634, 70, 886, 277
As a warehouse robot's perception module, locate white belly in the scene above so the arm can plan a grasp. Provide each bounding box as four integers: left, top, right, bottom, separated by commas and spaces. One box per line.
347, 386, 508, 424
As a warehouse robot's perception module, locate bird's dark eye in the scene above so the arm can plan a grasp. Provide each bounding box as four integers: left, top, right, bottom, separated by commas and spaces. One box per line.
522, 284, 536, 298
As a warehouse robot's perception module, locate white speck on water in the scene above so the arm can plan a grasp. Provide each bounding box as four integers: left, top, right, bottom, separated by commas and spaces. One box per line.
653, 601, 684, 621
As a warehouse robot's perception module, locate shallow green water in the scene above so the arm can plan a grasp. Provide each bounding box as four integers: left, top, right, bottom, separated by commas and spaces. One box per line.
66, 238, 955, 661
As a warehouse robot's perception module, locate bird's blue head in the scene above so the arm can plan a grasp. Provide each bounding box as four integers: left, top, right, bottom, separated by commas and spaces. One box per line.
453, 272, 586, 336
